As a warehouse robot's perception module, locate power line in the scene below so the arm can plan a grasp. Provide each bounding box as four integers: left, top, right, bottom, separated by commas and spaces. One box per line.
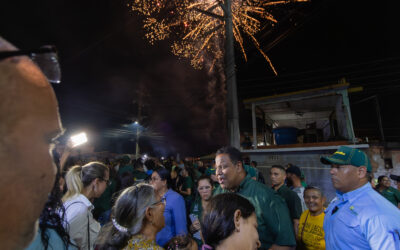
238, 57, 400, 83
237, 67, 400, 90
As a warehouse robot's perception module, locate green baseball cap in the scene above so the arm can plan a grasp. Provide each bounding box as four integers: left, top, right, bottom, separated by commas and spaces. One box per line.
320, 146, 372, 172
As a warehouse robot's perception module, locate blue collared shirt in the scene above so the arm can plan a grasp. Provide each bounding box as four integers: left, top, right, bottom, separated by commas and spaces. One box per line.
324, 183, 400, 250
156, 189, 187, 247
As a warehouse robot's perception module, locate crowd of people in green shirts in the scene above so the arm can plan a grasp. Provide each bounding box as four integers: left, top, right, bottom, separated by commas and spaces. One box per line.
74, 150, 400, 250
86, 153, 264, 247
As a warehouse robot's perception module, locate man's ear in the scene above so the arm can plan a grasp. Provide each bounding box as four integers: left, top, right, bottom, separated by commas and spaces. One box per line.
322, 196, 327, 205
235, 161, 243, 172
358, 166, 368, 179
233, 209, 242, 232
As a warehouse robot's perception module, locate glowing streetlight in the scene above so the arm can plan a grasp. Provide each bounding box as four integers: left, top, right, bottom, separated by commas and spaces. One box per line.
70, 132, 88, 147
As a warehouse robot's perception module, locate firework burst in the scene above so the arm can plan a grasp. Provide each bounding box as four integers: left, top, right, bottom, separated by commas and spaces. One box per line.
128, 0, 307, 74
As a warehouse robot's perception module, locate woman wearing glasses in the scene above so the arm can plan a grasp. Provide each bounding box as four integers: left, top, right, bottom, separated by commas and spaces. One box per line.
189, 175, 214, 249
151, 167, 188, 247
62, 162, 109, 249
95, 183, 165, 249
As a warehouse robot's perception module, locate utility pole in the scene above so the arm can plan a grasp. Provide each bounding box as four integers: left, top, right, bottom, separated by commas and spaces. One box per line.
135, 105, 141, 159
192, 0, 241, 148
224, 0, 240, 148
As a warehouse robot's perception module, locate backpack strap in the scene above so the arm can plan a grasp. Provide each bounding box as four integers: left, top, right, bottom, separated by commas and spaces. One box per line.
65, 201, 91, 249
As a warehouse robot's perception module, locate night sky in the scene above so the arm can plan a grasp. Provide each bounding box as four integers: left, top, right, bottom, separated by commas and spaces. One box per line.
1, 0, 399, 156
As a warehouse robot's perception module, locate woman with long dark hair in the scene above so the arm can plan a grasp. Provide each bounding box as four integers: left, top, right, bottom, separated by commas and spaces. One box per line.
170, 167, 184, 193
26, 162, 76, 249
201, 193, 261, 250
189, 175, 214, 249
150, 167, 187, 247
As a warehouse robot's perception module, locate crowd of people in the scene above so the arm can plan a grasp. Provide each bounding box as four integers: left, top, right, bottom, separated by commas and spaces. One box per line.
20, 145, 400, 250
2, 36, 400, 250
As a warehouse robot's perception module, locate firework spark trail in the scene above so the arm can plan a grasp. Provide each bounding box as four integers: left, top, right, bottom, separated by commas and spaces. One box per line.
128, 0, 307, 74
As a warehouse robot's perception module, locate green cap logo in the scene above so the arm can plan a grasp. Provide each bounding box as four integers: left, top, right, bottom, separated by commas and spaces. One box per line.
321, 146, 372, 172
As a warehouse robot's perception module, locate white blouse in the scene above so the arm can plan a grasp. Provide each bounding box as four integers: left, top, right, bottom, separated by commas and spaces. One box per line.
63, 194, 100, 250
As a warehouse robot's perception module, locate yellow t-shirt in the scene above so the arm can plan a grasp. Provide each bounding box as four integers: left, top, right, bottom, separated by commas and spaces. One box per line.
297, 210, 325, 250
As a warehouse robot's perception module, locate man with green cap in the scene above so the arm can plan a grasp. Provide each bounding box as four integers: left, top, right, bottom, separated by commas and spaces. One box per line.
322, 146, 400, 249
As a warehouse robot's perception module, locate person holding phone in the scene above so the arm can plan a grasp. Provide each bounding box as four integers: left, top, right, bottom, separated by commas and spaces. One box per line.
189, 175, 214, 248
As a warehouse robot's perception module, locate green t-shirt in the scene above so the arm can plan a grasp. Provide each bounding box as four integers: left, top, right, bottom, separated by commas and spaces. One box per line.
214, 176, 296, 249
243, 164, 258, 179
379, 186, 400, 207
182, 176, 194, 201
118, 164, 134, 176
132, 169, 147, 181
276, 185, 302, 220
93, 178, 117, 213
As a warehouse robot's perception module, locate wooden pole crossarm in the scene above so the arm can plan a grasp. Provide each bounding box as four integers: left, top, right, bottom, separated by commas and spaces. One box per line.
193, 7, 224, 21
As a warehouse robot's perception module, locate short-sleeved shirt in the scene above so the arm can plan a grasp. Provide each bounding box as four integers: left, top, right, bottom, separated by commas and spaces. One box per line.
298, 210, 325, 250
292, 186, 307, 212
214, 176, 296, 249
276, 185, 303, 220
324, 183, 400, 249
378, 186, 400, 207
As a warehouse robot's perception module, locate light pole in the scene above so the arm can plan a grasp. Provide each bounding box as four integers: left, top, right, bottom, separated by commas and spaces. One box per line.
224, 0, 240, 149
134, 121, 140, 159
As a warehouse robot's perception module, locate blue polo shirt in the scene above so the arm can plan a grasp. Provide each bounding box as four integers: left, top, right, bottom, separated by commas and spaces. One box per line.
156, 189, 187, 247
324, 183, 400, 249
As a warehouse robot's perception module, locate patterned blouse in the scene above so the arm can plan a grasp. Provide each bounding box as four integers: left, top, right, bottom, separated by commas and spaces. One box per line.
123, 234, 164, 250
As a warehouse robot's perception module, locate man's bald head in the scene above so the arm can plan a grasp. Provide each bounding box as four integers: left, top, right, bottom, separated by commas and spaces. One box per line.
0, 37, 63, 249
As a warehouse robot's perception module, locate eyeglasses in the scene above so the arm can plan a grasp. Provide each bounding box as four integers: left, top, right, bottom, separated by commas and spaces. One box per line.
101, 178, 111, 186
151, 197, 166, 207
0, 45, 61, 84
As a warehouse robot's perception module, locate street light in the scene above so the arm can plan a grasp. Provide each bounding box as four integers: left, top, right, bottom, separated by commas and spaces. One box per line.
70, 132, 88, 147
134, 122, 140, 159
